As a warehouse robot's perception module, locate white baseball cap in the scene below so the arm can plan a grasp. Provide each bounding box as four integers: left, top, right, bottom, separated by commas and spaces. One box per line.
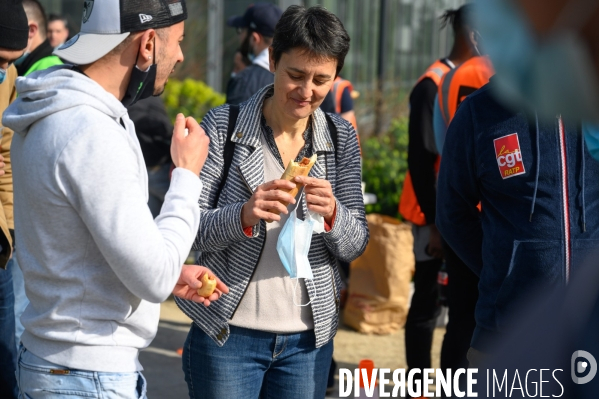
54, 0, 187, 65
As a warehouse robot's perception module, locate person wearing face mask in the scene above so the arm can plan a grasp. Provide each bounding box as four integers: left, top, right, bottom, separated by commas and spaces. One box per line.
0, 3, 27, 398
225, 2, 282, 105
436, 67, 599, 372
440, 2, 599, 394
474, 0, 599, 168
1, 0, 230, 397
175, 6, 368, 398
15, 0, 63, 77
474, 0, 599, 123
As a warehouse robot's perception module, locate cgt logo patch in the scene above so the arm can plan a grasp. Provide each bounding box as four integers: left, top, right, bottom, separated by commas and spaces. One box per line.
494, 133, 525, 179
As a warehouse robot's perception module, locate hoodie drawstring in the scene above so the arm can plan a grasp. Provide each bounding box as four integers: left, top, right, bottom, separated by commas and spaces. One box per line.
581, 129, 587, 232
529, 113, 541, 222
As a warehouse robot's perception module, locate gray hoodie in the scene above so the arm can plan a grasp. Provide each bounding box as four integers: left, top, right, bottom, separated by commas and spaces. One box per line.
2, 66, 202, 372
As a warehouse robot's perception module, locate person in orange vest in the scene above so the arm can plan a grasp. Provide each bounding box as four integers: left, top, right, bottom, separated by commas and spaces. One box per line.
319, 75, 359, 394
400, 5, 479, 395
434, 55, 495, 152
320, 75, 359, 142
432, 22, 495, 385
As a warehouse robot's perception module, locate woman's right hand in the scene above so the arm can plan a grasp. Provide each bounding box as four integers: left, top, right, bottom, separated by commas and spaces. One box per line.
241, 180, 297, 228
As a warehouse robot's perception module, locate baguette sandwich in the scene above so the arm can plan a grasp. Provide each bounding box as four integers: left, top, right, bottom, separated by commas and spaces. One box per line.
268, 154, 317, 218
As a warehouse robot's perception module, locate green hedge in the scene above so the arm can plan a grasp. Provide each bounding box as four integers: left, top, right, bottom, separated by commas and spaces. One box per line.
163, 78, 226, 122
362, 118, 409, 219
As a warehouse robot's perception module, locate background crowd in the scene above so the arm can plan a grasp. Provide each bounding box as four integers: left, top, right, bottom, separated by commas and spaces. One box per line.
2, 0, 599, 398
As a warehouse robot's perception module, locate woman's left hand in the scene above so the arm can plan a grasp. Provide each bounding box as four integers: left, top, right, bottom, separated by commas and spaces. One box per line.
294, 176, 337, 225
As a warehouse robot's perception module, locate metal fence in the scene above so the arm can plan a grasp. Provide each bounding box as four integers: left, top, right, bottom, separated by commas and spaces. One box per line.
40, 0, 466, 134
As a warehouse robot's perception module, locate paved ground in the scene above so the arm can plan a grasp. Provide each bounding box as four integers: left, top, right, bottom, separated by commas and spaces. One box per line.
141, 299, 446, 398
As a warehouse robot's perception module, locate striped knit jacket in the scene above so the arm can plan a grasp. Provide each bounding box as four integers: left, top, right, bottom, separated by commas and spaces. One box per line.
175, 85, 369, 348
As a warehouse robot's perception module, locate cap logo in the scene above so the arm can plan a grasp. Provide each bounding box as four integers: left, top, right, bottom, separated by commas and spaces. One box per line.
82, 0, 94, 24
250, 22, 257, 29
139, 14, 153, 24
169, 2, 183, 16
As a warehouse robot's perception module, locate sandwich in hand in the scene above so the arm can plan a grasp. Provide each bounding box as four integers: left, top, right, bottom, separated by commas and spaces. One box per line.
268, 154, 317, 218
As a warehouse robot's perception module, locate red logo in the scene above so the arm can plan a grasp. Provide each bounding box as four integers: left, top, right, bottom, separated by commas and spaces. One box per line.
494, 133, 525, 179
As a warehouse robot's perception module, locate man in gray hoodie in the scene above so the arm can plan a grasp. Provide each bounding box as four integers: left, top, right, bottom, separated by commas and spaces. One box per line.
2, 0, 228, 397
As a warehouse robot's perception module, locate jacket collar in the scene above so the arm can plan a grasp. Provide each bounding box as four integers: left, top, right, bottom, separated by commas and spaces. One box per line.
231, 84, 336, 154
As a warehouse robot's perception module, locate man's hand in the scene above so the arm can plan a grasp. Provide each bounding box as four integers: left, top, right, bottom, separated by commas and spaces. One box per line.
171, 114, 210, 176
427, 224, 444, 259
241, 180, 297, 228
172, 265, 229, 306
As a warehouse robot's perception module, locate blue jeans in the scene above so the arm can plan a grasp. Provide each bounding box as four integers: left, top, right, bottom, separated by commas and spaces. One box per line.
11, 257, 28, 348
16, 346, 147, 399
0, 261, 17, 399
182, 324, 333, 399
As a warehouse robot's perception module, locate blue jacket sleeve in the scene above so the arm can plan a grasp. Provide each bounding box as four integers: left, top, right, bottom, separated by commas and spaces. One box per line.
436, 99, 484, 276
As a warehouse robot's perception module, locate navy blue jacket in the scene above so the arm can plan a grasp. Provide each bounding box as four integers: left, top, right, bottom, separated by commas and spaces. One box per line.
225, 64, 274, 105
437, 82, 599, 351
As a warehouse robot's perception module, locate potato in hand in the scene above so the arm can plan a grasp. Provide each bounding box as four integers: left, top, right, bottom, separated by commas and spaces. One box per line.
197, 273, 217, 297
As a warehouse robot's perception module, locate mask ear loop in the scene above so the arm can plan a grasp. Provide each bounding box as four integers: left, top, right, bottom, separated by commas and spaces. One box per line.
293, 278, 316, 307
134, 37, 156, 72
290, 186, 314, 307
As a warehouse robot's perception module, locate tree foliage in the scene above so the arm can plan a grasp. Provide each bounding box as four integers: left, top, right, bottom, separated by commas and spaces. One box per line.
362, 117, 409, 218
163, 79, 226, 123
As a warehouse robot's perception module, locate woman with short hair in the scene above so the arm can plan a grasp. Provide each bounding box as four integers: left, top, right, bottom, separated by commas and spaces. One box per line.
176, 5, 368, 398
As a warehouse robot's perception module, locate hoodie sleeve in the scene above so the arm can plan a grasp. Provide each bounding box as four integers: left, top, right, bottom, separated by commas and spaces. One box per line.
436, 99, 484, 276
56, 126, 201, 303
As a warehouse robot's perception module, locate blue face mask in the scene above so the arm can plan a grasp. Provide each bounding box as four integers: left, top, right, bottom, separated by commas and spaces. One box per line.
583, 124, 599, 162
13, 51, 29, 67
276, 203, 316, 307
475, 0, 599, 122
0, 68, 6, 85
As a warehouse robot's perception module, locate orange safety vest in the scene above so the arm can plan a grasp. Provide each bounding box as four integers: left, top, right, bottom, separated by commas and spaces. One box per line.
438, 56, 494, 213
399, 60, 452, 226
330, 76, 361, 153
331, 77, 358, 131
438, 56, 495, 125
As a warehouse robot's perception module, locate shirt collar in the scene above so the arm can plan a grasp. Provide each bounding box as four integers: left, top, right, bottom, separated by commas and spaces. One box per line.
231, 84, 336, 154
252, 48, 270, 71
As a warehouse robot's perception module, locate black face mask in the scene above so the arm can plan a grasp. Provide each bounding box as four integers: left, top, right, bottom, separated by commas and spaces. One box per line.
122, 43, 157, 107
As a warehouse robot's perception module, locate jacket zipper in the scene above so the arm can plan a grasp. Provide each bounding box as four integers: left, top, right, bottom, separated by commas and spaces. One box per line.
557, 116, 571, 284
